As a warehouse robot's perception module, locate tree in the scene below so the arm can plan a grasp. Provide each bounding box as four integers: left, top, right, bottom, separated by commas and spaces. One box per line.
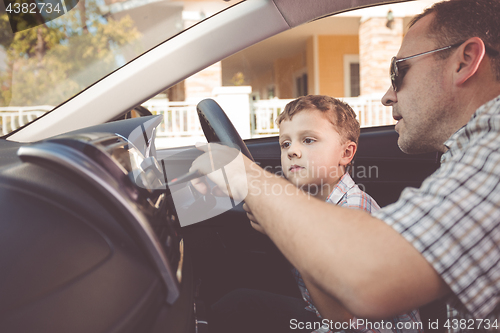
0, 0, 140, 106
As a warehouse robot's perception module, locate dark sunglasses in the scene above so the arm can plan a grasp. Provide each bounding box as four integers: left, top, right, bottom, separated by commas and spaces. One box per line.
390, 41, 500, 92
390, 41, 465, 92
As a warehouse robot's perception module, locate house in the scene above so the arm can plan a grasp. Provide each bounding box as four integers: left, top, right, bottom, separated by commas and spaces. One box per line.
146, 0, 439, 147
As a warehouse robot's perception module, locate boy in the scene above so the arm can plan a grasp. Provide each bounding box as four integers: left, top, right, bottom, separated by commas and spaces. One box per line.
266, 95, 423, 333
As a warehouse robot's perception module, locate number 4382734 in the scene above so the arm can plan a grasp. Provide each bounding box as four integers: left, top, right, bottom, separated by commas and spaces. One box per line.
6, 2, 61, 14
444, 319, 499, 330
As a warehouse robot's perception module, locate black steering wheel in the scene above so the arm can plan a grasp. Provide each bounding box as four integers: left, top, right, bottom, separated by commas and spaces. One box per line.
196, 99, 254, 162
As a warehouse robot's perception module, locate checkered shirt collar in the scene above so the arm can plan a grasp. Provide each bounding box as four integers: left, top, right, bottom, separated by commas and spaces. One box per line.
325, 172, 355, 204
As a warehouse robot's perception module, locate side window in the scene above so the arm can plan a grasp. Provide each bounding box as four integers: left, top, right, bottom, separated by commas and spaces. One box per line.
148, 2, 427, 149
294, 70, 308, 97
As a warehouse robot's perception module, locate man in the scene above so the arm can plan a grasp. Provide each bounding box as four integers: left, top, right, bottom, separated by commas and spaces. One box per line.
191, 0, 500, 326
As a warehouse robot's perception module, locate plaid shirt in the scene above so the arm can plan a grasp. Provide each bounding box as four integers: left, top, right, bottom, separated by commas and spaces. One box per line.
374, 95, 500, 328
293, 173, 424, 333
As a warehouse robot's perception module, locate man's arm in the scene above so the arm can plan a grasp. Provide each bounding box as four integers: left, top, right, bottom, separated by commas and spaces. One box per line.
245, 172, 449, 318
244, 202, 355, 323
190, 144, 450, 319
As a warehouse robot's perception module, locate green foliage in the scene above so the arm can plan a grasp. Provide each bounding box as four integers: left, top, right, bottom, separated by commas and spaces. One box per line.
230, 72, 246, 86
0, 14, 14, 49
0, 0, 140, 106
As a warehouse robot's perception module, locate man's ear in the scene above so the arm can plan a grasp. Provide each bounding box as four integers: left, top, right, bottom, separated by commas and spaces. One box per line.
455, 37, 486, 86
340, 141, 357, 166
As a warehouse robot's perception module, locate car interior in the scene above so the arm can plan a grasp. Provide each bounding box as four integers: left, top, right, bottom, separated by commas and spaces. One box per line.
0, 101, 442, 333
0, 0, 448, 332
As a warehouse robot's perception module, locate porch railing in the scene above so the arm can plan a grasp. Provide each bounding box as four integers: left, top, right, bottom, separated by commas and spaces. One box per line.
0, 96, 395, 142
0, 106, 53, 136
141, 99, 203, 137
343, 95, 395, 128
251, 95, 394, 136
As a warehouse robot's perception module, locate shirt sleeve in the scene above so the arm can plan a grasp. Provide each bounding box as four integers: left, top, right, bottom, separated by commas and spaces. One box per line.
373, 129, 500, 319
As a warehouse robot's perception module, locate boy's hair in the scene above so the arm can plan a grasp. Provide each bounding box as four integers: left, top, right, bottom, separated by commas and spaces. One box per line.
276, 95, 360, 144
410, 0, 500, 81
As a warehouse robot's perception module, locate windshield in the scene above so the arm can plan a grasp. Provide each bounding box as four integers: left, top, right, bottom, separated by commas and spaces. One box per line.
0, 0, 242, 135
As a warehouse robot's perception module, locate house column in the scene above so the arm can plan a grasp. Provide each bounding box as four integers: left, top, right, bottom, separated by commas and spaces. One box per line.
213, 86, 252, 140
359, 15, 403, 96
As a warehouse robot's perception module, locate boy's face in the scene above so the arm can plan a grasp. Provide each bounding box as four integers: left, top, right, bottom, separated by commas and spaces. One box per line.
279, 108, 355, 198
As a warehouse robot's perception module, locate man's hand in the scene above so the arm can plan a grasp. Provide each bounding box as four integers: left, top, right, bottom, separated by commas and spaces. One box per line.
189, 143, 252, 201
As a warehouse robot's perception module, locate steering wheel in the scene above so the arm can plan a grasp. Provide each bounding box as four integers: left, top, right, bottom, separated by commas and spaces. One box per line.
161, 98, 252, 221
196, 99, 254, 162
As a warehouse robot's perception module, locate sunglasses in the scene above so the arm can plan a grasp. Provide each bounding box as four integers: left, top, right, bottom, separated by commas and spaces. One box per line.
390, 41, 465, 92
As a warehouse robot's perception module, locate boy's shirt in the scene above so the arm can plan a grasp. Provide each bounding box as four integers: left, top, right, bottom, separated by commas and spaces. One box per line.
292, 172, 424, 333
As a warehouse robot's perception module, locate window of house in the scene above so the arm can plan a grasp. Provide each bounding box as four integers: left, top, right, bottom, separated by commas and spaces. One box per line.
350, 63, 360, 97
344, 55, 360, 97
294, 71, 308, 97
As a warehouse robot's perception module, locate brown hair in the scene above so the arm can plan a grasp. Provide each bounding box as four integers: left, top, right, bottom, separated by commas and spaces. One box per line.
276, 95, 360, 144
410, 0, 500, 81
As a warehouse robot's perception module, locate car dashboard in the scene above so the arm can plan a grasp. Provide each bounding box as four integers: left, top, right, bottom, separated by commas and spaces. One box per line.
0, 116, 196, 333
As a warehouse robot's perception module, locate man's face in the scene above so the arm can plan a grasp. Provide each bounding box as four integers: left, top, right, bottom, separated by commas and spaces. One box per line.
279, 109, 352, 199
382, 13, 457, 154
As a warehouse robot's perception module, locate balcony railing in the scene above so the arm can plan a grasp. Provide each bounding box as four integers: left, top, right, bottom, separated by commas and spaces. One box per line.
0, 96, 394, 145
0, 106, 53, 136
142, 99, 203, 137
343, 95, 395, 127
251, 95, 394, 136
